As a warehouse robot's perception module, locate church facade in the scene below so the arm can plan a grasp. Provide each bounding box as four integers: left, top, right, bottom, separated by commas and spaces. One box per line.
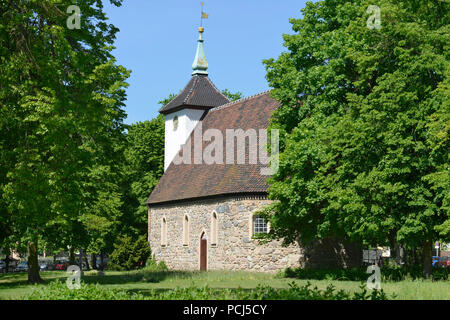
146, 27, 301, 272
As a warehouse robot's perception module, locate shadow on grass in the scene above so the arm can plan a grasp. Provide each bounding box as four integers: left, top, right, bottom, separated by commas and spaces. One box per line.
82, 270, 194, 285
123, 287, 255, 298
0, 272, 65, 290
0, 270, 195, 290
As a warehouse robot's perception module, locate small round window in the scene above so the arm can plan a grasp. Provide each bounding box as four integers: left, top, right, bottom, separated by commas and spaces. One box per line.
173, 116, 178, 131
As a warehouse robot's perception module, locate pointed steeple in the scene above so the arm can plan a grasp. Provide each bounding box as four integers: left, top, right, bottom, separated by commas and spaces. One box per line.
159, 25, 230, 115
192, 27, 208, 75
158, 22, 230, 171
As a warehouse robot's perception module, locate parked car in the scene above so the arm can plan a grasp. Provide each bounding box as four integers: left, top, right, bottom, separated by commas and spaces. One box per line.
438, 256, 450, 267
96, 257, 108, 269
15, 262, 28, 272
54, 261, 68, 271
39, 262, 48, 271
432, 256, 440, 267
1, 259, 19, 273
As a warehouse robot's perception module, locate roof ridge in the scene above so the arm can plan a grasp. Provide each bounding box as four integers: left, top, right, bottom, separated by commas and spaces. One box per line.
204, 76, 231, 103
183, 76, 200, 105
209, 89, 273, 112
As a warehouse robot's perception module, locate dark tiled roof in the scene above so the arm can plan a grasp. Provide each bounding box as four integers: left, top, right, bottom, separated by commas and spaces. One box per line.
147, 91, 279, 205
159, 75, 230, 114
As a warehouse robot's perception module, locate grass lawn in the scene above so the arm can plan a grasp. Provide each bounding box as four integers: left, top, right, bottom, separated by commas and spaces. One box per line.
0, 270, 449, 300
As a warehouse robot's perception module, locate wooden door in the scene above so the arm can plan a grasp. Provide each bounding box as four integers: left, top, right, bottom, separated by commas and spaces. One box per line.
200, 233, 207, 271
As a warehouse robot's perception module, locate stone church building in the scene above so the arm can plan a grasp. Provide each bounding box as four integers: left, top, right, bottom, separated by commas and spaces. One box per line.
147, 27, 361, 272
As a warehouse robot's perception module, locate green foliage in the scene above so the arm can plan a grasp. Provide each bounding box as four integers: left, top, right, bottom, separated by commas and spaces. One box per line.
0, 0, 130, 280
21, 279, 390, 300
261, 0, 450, 267
144, 256, 168, 272
236, 282, 389, 300
22, 280, 147, 300
122, 115, 164, 234
158, 93, 178, 107
109, 235, 151, 271
282, 265, 449, 282
221, 89, 243, 102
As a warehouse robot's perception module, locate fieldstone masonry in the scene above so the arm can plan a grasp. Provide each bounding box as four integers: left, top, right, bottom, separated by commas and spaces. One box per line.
148, 196, 302, 272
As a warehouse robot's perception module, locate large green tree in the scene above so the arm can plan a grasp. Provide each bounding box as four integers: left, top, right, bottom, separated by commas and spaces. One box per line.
0, 0, 129, 282
262, 0, 449, 277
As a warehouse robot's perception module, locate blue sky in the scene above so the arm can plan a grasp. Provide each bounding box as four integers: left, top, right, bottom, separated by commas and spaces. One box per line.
103, 0, 308, 124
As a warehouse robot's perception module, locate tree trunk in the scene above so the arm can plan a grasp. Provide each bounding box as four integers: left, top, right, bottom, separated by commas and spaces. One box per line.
78, 248, 84, 277
413, 247, 419, 266
83, 251, 90, 271
27, 241, 43, 284
394, 243, 404, 266
4, 255, 10, 274
69, 247, 75, 265
422, 240, 432, 279
91, 253, 97, 270
99, 250, 104, 271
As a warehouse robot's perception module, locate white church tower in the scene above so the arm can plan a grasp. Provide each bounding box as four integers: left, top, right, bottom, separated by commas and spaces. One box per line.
159, 27, 230, 171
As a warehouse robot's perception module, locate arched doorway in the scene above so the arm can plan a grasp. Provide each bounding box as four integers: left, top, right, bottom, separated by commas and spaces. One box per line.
200, 232, 207, 271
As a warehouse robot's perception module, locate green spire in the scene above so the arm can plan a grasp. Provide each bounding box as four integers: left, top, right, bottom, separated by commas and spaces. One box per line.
192, 27, 208, 76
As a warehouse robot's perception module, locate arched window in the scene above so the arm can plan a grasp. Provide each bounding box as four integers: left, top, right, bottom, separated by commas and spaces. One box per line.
183, 215, 189, 246
161, 217, 167, 247
211, 212, 218, 245
173, 116, 179, 131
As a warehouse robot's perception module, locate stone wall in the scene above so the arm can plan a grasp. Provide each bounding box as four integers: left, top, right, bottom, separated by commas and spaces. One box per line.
148, 196, 302, 272
299, 237, 363, 269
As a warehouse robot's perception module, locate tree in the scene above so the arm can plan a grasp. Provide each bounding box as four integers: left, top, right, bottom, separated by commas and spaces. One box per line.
0, 0, 130, 283
122, 115, 165, 235
221, 89, 243, 102
262, 0, 449, 277
109, 235, 151, 271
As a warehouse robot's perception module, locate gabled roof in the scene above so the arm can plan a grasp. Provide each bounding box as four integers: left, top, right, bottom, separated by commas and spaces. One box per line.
147, 91, 279, 206
159, 75, 230, 115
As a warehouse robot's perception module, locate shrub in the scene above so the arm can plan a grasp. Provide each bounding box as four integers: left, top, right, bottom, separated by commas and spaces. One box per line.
143, 255, 168, 272
21, 280, 390, 300
109, 235, 151, 271
282, 265, 449, 282
22, 280, 147, 300
235, 282, 389, 300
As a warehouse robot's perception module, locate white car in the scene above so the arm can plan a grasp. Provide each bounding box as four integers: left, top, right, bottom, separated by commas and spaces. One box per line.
15, 262, 28, 272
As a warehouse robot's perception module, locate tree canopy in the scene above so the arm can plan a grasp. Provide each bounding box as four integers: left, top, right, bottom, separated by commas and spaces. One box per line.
0, 0, 129, 282
262, 0, 449, 277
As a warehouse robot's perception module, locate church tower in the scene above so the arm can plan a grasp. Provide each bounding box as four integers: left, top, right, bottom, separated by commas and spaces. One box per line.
159, 27, 230, 171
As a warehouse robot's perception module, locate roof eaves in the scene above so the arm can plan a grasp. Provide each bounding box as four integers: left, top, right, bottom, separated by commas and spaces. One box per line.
146, 191, 268, 206
158, 76, 197, 113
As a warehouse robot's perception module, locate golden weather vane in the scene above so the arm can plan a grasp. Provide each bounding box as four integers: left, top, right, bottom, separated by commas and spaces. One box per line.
200, 2, 208, 29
